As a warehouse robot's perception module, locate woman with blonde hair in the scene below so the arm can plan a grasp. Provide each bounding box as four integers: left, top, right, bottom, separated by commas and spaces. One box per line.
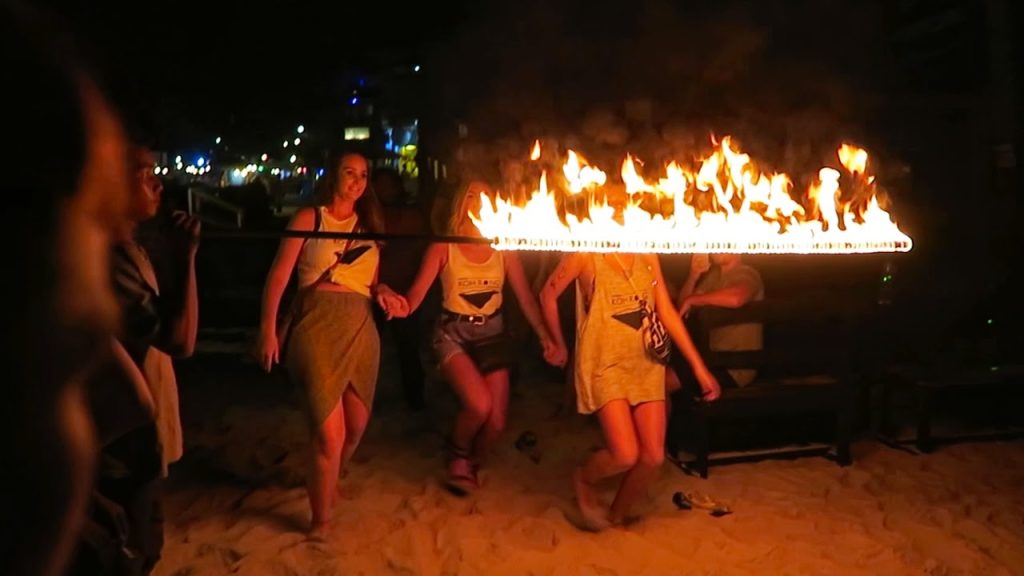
540, 250, 720, 530
394, 181, 559, 494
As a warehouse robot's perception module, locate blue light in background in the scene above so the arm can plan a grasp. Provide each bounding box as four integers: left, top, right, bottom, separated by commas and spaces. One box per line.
350, 96, 359, 105
196, 156, 206, 167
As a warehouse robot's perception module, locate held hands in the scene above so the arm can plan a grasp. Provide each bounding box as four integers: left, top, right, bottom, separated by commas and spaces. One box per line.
542, 338, 568, 368
375, 284, 409, 319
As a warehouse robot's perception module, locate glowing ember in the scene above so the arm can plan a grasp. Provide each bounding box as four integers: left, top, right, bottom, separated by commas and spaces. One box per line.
470, 137, 913, 254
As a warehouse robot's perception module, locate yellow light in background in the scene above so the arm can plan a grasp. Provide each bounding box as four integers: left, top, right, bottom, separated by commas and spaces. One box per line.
344, 127, 370, 141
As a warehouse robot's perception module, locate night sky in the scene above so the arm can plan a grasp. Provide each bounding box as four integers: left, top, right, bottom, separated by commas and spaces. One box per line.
42, 0, 475, 148
39, 0, 1006, 157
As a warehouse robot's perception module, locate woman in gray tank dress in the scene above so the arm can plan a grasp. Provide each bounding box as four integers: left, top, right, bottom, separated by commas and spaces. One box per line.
541, 252, 720, 530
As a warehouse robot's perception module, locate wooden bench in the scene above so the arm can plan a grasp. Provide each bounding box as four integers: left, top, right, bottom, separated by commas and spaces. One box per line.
669, 295, 870, 478
878, 363, 1024, 453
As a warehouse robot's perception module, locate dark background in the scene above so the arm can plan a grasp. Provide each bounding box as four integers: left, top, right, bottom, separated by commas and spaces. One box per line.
37, 0, 1023, 363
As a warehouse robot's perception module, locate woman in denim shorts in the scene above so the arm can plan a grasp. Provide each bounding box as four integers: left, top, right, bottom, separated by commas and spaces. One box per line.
395, 181, 559, 494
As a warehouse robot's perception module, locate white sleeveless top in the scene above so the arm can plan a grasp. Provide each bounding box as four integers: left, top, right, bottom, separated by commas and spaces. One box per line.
440, 244, 505, 316
296, 207, 379, 297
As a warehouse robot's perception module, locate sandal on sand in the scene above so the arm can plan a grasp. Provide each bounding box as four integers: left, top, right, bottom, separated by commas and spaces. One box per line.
444, 455, 478, 497
673, 491, 733, 517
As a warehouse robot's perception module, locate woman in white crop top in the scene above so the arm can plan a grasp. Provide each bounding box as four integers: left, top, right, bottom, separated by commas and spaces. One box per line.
257, 151, 404, 537
394, 181, 560, 495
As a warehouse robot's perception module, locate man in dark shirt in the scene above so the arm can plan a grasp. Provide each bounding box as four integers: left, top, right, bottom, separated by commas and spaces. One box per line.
375, 168, 429, 410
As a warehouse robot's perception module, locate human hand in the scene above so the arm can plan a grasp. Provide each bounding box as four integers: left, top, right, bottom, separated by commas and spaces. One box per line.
257, 328, 279, 372
679, 296, 695, 319
375, 285, 409, 319
696, 368, 721, 402
543, 340, 568, 367
690, 254, 710, 277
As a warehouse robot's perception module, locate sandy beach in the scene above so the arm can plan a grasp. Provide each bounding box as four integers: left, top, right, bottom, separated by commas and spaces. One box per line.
155, 344, 1024, 576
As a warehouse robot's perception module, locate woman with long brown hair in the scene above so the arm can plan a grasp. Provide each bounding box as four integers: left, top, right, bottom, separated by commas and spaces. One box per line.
257, 151, 404, 536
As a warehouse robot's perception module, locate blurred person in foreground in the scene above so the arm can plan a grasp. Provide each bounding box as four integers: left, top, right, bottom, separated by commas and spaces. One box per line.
1, 2, 134, 574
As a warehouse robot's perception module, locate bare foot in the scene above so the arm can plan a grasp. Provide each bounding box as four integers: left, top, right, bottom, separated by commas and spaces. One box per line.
609, 513, 642, 528
307, 520, 330, 541
573, 467, 610, 532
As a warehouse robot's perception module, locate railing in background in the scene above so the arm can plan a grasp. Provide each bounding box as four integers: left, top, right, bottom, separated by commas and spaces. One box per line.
188, 186, 245, 228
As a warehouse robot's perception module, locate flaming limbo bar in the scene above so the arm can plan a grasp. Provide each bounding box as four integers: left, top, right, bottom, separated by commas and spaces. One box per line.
471, 139, 914, 255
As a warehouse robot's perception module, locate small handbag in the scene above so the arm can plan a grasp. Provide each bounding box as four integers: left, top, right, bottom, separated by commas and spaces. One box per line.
609, 254, 671, 364
275, 209, 353, 358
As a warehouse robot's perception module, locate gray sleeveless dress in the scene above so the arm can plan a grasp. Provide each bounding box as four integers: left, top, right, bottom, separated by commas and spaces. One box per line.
574, 254, 666, 414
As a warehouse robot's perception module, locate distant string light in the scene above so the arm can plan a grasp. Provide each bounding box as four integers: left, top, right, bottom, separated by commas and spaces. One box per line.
297, 125, 305, 134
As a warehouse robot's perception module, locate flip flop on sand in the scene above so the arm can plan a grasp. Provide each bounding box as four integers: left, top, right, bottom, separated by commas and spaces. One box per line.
515, 431, 542, 463
673, 491, 733, 517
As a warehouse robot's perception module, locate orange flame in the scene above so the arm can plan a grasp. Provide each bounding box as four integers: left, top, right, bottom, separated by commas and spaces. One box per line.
470, 137, 912, 254
838, 144, 868, 175
530, 140, 541, 161
562, 150, 607, 194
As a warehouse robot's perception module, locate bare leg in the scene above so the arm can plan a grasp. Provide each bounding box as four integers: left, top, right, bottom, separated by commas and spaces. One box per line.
574, 400, 639, 530
339, 387, 371, 475
473, 368, 509, 464
441, 353, 492, 491
664, 370, 681, 419
441, 353, 492, 454
609, 401, 666, 524
307, 399, 345, 536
